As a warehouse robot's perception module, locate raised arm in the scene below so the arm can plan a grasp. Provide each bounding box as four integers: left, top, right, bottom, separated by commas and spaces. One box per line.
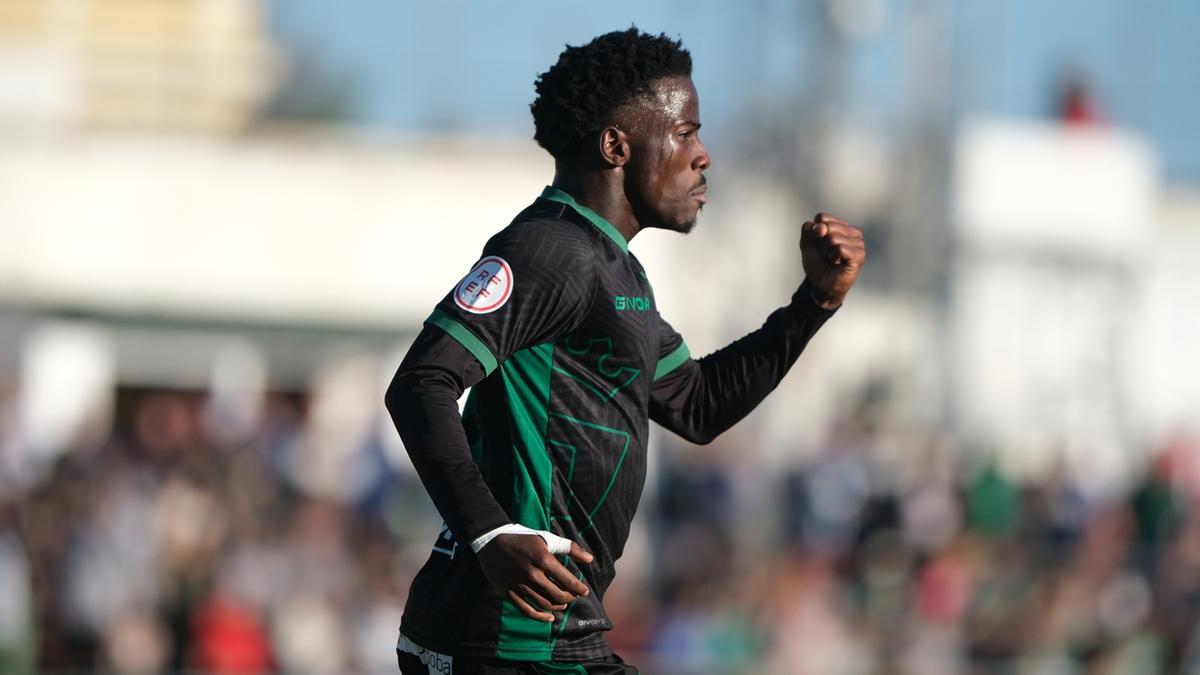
649, 213, 865, 444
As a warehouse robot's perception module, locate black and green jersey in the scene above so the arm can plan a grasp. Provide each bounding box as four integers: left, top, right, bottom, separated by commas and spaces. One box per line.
388, 186, 837, 661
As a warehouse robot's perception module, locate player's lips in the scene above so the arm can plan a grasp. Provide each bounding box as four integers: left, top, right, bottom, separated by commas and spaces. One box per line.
690, 184, 708, 204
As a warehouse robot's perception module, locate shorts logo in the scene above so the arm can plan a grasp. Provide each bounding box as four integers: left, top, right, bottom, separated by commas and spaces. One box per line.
454, 256, 513, 314
432, 522, 458, 559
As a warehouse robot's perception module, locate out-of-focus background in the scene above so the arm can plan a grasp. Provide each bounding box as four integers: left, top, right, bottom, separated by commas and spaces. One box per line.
1, 1, 1199, 673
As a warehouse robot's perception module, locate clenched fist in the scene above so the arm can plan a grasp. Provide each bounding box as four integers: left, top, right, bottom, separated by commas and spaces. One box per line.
800, 213, 866, 309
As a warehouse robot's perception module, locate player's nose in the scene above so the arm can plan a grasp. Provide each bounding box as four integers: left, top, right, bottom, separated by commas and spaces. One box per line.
693, 139, 711, 171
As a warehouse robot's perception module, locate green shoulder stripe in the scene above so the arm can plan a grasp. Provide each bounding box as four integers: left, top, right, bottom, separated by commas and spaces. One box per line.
425, 309, 499, 375
653, 342, 691, 381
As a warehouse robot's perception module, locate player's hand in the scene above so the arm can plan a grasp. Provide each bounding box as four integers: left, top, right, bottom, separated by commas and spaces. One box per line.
800, 213, 866, 309
476, 533, 593, 622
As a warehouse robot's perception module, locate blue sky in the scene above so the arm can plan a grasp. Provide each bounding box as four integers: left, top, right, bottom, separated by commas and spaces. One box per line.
266, 0, 1200, 183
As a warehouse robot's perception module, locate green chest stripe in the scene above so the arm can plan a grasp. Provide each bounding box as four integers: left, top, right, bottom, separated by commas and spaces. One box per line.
496, 341, 556, 660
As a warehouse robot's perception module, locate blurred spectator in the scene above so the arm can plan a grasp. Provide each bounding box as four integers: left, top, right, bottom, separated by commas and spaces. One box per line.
0, 513, 33, 673
1056, 73, 1105, 126
189, 590, 273, 674
5, 376, 1200, 673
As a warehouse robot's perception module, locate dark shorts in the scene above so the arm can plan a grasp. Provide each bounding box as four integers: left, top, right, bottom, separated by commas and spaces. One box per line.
396, 633, 637, 675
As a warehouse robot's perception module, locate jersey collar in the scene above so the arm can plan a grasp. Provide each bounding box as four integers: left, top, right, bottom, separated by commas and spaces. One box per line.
540, 186, 629, 254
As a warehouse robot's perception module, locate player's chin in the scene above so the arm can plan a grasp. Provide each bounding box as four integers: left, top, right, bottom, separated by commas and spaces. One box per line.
648, 201, 701, 234
660, 215, 697, 234
670, 204, 702, 234
675, 218, 698, 234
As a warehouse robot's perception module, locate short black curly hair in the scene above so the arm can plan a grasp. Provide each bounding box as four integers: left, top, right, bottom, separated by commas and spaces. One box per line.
531, 28, 692, 160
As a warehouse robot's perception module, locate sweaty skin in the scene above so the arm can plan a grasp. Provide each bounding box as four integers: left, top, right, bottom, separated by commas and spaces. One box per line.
474, 76, 864, 619
620, 76, 710, 235
551, 75, 711, 242
554, 74, 864, 309
389, 73, 866, 633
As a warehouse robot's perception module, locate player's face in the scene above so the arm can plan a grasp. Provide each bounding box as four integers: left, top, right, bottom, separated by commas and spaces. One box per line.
622, 76, 711, 233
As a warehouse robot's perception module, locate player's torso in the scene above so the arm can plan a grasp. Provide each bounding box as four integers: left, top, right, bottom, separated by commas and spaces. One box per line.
540, 235, 658, 572
405, 200, 662, 660
469, 209, 659, 633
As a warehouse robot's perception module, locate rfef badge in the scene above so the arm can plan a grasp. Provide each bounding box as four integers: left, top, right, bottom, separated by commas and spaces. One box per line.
453, 256, 513, 314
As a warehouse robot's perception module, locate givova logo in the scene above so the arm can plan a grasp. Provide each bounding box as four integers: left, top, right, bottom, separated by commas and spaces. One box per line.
615, 295, 651, 311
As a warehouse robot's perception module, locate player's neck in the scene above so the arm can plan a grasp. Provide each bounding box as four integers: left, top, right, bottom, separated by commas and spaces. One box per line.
550, 171, 641, 244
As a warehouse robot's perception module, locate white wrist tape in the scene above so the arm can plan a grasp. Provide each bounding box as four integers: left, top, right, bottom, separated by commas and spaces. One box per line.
469, 523, 573, 555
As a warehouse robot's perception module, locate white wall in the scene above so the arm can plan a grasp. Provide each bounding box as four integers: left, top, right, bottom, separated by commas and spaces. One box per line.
949, 118, 1199, 488
0, 132, 555, 327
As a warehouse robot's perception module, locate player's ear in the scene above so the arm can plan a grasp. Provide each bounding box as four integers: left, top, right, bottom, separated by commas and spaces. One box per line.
598, 126, 630, 168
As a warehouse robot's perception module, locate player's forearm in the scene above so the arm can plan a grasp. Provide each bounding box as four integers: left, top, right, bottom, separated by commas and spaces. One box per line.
649, 280, 836, 444
385, 366, 511, 545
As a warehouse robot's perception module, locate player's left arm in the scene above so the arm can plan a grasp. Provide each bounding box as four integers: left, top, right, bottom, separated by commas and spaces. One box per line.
649, 213, 864, 444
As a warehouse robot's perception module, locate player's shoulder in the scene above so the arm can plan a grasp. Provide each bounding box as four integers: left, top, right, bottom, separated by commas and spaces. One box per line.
505, 198, 596, 245
481, 198, 599, 267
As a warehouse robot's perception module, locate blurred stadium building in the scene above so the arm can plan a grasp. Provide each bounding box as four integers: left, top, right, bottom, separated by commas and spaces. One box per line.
2, 0, 1200, 673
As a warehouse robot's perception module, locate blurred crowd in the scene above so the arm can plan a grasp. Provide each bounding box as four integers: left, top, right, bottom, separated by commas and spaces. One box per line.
623, 420, 1200, 675
0, 387, 421, 675
2, 381, 1200, 675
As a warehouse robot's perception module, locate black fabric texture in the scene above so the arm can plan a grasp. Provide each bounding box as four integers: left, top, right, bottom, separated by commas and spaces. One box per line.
648, 280, 836, 444
386, 194, 836, 661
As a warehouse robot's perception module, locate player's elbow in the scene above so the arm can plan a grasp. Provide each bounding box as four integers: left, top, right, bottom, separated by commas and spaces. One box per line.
676, 424, 721, 446
384, 372, 433, 452
384, 370, 417, 420
384, 366, 463, 431
656, 408, 722, 445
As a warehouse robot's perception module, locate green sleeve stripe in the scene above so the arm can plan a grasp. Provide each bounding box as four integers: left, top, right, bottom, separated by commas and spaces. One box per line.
653, 342, 691, 381
425, 309, 499, 375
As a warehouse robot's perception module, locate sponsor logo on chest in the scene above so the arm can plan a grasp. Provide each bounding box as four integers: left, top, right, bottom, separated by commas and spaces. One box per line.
614, 295, 652, 312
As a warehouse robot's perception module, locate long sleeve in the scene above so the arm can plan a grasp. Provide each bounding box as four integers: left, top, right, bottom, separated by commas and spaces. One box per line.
384, 326, 510, 546
385, 216, 595, 546
648, 280, 837, 445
